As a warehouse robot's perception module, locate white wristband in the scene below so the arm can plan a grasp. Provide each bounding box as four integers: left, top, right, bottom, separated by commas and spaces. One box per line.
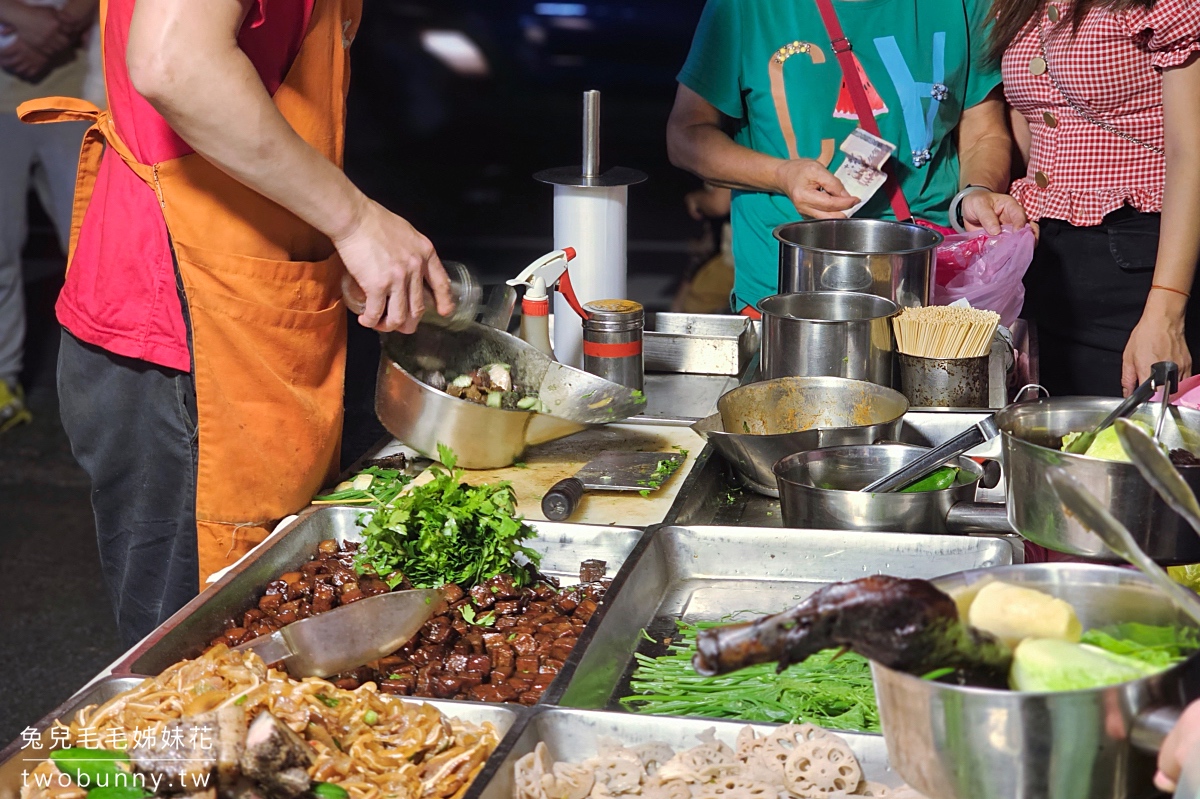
949, 185, 989, 234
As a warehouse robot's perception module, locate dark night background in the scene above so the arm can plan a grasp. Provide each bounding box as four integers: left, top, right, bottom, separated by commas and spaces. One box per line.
0, 0, 707, 740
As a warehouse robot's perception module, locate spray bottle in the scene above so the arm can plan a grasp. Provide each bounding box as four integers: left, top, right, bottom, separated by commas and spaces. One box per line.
507, 247, 579, 360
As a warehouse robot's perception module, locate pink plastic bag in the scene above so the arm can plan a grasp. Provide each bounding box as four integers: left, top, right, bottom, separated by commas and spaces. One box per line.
933, 225, 1037, 328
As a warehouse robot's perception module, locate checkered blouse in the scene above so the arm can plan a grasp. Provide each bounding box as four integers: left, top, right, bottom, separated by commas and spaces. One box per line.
1002, 0, 1200, 225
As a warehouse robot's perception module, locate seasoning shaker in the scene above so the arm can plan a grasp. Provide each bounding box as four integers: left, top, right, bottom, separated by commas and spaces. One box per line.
342, 260, 481, 330
581, 299, 644, 391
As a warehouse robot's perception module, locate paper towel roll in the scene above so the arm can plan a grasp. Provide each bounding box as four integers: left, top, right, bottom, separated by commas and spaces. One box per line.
552, 184, 629, 367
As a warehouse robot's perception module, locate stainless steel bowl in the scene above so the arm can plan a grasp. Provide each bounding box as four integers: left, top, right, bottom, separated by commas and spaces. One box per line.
758, 292, 898, 385
996, 397, 1200, 564
874, 562, 1200, 799
375, 323, 640, 469
776, 218, 941, 307
774, 443, 983, 533
692, 377, 908, 496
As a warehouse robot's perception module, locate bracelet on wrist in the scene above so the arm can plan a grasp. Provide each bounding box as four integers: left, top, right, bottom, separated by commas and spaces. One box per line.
949, 185, 990, 233
1151, 284, 1191, 300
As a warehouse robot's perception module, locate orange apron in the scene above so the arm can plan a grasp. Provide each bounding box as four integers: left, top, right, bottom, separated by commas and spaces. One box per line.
18, 0, 360, 583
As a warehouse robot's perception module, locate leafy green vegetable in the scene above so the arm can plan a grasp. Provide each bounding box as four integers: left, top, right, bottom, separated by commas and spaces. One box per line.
1010, 639, 1160, 691
1081, 623, 1200, 668
638, 452, 688, 498
355, 445, 541, 589
315, 693, 340, 708
620, 621, 879, 732
313, 466, 412, 506
460, 605, 496, 627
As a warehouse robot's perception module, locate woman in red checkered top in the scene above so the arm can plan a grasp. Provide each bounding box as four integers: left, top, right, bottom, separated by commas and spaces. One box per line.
993, 0, 1200, 397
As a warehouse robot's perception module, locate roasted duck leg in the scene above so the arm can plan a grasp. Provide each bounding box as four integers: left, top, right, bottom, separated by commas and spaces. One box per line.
693, 575, 1013, 688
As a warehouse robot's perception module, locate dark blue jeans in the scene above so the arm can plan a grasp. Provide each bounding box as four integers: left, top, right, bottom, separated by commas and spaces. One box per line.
1022, 207, 1200, 397
57, 330, 199, 647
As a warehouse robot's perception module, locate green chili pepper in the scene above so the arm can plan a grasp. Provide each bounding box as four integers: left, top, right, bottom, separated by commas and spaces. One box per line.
87, 787, 152, 799
313, 783, 351, 799
50, 748, 131, 788
898, 466, 960, 493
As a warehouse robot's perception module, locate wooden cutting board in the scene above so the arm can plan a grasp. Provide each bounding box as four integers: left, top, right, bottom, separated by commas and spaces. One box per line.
410, 424, 704, 527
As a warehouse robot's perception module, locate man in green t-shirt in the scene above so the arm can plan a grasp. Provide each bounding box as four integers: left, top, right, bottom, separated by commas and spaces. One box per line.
667, 0, 1028, 312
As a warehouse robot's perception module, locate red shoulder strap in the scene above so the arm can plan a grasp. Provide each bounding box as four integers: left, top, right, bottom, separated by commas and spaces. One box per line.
811, 0, 914, 223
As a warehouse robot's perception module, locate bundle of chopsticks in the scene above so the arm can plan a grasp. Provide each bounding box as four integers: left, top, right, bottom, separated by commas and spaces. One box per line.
892, 305, 1000, 359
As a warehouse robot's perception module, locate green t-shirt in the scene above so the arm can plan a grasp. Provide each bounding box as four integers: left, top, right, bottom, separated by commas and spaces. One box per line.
678, 0, 1001, 309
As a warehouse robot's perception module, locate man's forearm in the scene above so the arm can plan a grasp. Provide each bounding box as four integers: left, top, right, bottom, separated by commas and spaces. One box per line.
128, 0, 364, 243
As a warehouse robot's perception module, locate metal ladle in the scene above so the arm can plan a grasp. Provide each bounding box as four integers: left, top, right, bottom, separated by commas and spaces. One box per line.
1046, 468, 1200, 626
1116, 417, 1200, 535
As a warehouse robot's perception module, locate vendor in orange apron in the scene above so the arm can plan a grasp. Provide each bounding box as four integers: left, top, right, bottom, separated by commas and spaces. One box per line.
18, 0, 440, 646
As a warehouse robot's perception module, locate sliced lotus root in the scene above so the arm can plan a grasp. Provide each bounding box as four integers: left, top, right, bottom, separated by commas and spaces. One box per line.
657, 742, 739, 784
542, 761, 596, 799
632, 743, 678, 775
691, 775, 779, 799
588, 750, 646, 795
779, 726, 863, 797
515, 743, 556, 799
852, 781, 892, 797
639, 779, 694, 799
734, 727, 766, 764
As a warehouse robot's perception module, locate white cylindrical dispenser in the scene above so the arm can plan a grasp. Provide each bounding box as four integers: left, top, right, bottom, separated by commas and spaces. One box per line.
535, 90, 646, 367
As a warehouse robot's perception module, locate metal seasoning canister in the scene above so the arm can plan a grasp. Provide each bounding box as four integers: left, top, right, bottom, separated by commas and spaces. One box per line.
581, 299, 644, 391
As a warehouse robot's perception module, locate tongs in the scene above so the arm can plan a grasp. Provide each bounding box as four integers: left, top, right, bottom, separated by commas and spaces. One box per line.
1063, 361, 1179, 454
859, 384, 1043, 494
1047, 468, 1200, 626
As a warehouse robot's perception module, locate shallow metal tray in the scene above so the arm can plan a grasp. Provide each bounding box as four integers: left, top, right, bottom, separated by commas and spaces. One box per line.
555, 524, 1012, 712
0, 675, 522, 799
111, 506, 644, 685
464, 707, 902, 799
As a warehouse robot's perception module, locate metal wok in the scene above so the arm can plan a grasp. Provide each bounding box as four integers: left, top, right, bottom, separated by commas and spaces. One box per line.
691, 376, 908, 496
874, 562, 1200, 799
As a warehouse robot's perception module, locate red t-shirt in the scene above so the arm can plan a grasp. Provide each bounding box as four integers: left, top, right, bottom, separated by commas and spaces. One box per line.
58, 0, 315, 371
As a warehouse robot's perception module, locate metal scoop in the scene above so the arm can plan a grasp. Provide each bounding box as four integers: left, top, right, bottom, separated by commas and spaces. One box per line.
1116, 417, 1200, 536
233, 587, 442, 678
1064, 361, 1178, 454
1047, 468, 1200, 626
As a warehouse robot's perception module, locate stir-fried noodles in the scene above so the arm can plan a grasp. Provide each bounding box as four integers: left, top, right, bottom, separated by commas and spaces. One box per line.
22, 646, 500, 799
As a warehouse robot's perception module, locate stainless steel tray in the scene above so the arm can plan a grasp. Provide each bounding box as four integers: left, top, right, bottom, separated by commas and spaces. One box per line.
464, 707, 902, 799
555, 524, 1012, 712
111, 506, 644, 685
1, 675, 523, 799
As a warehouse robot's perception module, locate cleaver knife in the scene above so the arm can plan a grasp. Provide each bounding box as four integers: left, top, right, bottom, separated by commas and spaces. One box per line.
541, 451, 685, 522
233, 587, 442, 678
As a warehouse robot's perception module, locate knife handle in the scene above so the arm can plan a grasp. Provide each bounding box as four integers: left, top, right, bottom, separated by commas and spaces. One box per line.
543, 477, 585, 521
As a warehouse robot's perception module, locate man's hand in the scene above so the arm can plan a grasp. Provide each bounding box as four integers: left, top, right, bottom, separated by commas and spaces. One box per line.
960, 190, 1029, 236
1123, 290, 1192, 395
774, 159, 857, 219
333, 198, 455, 333
4, 3, 71, 55
0, 39, 50, 80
